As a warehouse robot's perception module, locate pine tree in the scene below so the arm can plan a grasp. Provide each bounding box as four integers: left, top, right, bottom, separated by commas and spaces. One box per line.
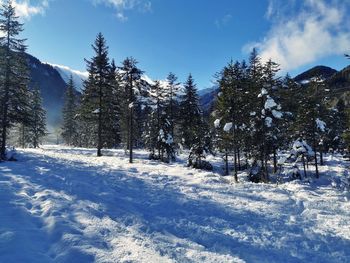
326, 99, 346, 152
214, 60, 245, 180
28, 87, 47, 148
188, 120, 213, 170
0, 0, 30, 159
245, 49, 267, 181
119, 57, 143, 163
295, 76, 328, 178
262, 59, 283, 174
79, 33, 114, 156
105, 59, 121, 147
165, 72, 181, 141
146, 80, 175, 162
179, 74, 202, 149
61, 76, 78, 146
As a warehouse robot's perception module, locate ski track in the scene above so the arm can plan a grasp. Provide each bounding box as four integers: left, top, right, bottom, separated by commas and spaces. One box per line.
0, 145, 349, 263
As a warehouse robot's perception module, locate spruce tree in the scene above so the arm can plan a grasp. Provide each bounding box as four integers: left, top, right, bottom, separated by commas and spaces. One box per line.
146, 80, 175, 162
105, 59, 121, 147
214, 60, 245, 180
295, 76, 328, 178
28, 87, 47, 148
0, 0, 30, 159
165, 72, 181, 141
179, 74, 202, 149
262, 59, 283, 174
119, 57, 143, 163
61, 76, 78, 146
79, 33, 113, 156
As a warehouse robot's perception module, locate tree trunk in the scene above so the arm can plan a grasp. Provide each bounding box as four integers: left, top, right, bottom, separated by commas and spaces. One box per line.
225, 149, 229, 176
129, 75, 134, 163
97, 84, 102, 157
237, 148, 241, 171
0, 42, 11, 160
314, 149, 319, 179
302, 154, 307, 178
234, 148, 238, 182
273, 148, 277, 174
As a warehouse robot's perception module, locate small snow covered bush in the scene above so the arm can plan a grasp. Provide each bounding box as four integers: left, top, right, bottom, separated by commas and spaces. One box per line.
188, 143, 213, 171
5, 146, 17, 161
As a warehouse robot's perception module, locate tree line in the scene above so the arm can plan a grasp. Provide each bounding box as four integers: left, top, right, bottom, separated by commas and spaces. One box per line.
61, 31, 350, 183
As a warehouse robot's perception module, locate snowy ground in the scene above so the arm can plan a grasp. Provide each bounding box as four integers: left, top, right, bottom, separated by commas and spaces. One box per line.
0, 145, 350, 263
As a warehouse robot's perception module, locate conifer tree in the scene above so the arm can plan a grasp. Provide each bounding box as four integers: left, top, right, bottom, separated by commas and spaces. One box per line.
245, 49, 267, 181
28, 87, 47, 148
0, 0, 30, 159
214, 60, 245, 180
79, 33, 112, 156
165, 72, 181, 141
326, 99, 346, 151
146, 80, 175, 162
179, 74, 202, 149
61, 76, 78, 146
262, 59, 283, 173
119, 57, 143, 163
105, 59, 122, 147
295, 76, 328, 178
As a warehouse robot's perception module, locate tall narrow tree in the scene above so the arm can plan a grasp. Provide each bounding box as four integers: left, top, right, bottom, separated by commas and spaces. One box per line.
79, 33, 111, 156
28, 86, 47, 148
166, 72, 180, 140
0, 0, 30, 159
179, 74, 202, 149
119, 57, 143, 163
61, 76, 78, 146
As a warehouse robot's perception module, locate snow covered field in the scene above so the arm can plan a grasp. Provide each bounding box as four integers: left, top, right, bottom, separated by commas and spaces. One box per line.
0, 145, 350, 263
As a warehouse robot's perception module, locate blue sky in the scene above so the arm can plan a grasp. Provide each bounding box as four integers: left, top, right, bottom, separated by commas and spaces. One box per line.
9, 0, 350, 89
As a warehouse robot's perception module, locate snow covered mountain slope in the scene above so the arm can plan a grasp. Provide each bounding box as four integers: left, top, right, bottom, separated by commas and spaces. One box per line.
45, 63, 88, 91
0, 146, 349, 262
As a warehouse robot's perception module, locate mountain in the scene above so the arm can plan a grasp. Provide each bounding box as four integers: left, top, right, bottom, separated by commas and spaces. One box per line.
45, 63, 88, 91
26, 53, 69, 128
326, 66, 350, 106
199, 86, 219, 115
294, 66, 338, 84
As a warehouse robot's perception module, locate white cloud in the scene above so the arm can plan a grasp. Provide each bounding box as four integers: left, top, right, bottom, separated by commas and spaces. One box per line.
0, 0, 51, 20
215, 14, 232, 29
244, 0, 350, 71
116, 12, 128, 22
93, 0, 152, 22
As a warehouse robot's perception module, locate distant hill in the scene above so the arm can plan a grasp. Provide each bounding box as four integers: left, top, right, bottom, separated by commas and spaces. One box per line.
294, 66, 338, 83
26, 53, 68, 128
199, 86, 218, 115
45, 63, 88, 91
326, 66, 350, 106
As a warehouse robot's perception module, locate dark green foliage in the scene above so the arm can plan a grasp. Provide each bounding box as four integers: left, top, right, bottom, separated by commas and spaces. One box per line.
61, 76, 78, 146
28, 87, 47, 148
146, 81, 175, 162
119, 57, 143, 163
188, 128, 213, 171
0, 0, 31, 159
179, 74, 202, 149
78, 33, 120, 156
